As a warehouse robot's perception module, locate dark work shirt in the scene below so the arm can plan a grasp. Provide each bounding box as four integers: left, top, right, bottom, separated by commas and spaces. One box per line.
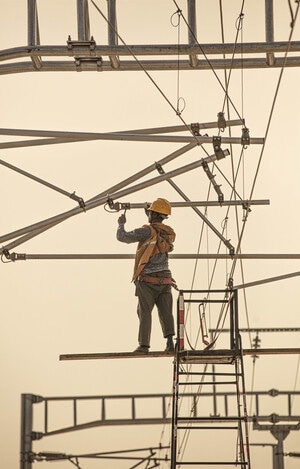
117, 224, 170, 274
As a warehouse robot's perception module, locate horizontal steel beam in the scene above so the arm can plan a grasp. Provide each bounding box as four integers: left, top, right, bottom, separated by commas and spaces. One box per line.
0, 133, 264, 146
7, 253, 300, 261
112, 200, 270, 210
1, 56, 300, 74
1, 42, 300, 61
0, 119, 244, 137
59, 348, 300, 361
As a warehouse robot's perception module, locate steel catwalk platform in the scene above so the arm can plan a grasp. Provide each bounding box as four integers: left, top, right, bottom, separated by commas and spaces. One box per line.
59, 347, 300, 362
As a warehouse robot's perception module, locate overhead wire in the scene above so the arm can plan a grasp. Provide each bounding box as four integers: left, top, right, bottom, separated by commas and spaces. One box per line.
191, 1, 249, 352
169, 0, 248, 204
89, 0, 205, 152
225, 3, 300, 425
155, 7, 247, 453
291, 354, 300, 410
171, 9, 186, 116
209, 1, 300, 394
171, 2, 254, 464
219, 0, 253, 349
88, 1, 298, 464
171, 0, 244, 122
146, 2, 239, 455
228, 0, 300, 281
90, 0, 249, 196
175, 0, 248, 352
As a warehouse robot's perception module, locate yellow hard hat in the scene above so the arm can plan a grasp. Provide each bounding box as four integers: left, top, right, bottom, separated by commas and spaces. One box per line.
149, 198, 171, 215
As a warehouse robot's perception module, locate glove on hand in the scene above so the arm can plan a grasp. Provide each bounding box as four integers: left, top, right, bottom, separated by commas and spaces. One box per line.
118, 213, 126, 225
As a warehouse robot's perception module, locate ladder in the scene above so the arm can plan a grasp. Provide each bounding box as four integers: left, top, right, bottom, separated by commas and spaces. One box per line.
171, 289, 251, 468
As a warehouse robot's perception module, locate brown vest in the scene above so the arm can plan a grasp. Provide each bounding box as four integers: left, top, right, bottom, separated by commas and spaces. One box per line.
132, 223, 176, 281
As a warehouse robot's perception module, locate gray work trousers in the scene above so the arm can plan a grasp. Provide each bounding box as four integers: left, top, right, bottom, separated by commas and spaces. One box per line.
135, 277, 175, 347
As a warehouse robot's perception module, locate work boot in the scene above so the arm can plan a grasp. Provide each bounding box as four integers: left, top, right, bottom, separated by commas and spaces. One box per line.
134, 345, 149, 354
165, 336, 175, 353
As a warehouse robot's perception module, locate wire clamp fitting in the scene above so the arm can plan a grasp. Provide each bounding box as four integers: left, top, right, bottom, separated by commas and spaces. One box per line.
10, 252, 26, 262
104, 198, 130, 213
120, 202, 131, 211
70, 192, 86, 210
227, 276, 234, 289
67, 35, 96, 55
107, 196, 116, 210
242, 201, 252, 214
191, 122, 201, 136
2, 248, 11, 259
74, 56, 103, 72
241, 127, 250, 148
213, 136, 225, 160
217, 112, 226, 131
155, 162, 165, 175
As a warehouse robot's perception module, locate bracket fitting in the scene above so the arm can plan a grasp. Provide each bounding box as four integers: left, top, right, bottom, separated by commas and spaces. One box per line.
75, 56, 103, 71
191, 122, 201, 136
70, 192, 86, 210
217, 112, 226, 131
202, 161, 224, 203
10, 252, 26, 262
227, 277, 234, 290
213, 136, 225, 160
241, 127, 250, 147
155, 162, 165, 175
67, 35, 97, 55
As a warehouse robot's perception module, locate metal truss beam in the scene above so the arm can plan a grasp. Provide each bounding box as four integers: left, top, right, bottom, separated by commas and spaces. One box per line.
1, 46, 300, 75
21, 390, 300, 437
2, 1, 299, 75
1, 41, 300, 75
0, 149, 229, 250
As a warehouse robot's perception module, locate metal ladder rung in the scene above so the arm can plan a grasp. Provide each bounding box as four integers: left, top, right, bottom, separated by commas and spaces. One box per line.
174, 461, 248, 466
177, 416, 244, 422
178, 380, 237, 386
178, 371, 242, 377
177, 425, 239, 430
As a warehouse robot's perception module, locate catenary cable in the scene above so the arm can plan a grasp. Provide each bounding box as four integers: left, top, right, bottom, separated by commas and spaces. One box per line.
89, 0, 205, 150
172, 0, 244, 122
219, 0, 253, 348
229, 1, 300, 280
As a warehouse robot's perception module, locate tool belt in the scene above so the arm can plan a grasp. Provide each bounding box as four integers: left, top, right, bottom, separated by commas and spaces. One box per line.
138, 273, 178, 289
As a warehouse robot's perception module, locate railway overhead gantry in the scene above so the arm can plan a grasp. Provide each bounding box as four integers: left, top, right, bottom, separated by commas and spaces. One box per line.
1, 2, 300, 469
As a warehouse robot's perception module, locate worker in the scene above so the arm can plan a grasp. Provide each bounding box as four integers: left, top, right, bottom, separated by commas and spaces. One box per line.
117, 198, 176, 354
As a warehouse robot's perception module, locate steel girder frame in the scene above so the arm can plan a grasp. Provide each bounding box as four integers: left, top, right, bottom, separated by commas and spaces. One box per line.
0, 113, 265, 256
0, 145, 233, 254
20, 390, 300, 468
0, 0, 299, 74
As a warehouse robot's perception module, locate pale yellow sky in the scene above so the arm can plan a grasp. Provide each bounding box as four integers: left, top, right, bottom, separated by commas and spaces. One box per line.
1, 1, 300, 468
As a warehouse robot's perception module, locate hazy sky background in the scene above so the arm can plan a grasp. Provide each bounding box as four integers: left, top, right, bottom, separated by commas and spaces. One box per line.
1, 1, 300, 468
